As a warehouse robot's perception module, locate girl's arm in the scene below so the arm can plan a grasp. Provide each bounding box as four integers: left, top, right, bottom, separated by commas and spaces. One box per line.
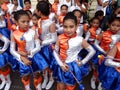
42, 23, 57, 46
53, 39, 69, 71
10, 33, 22, 63
28, 31, 41, 57
85, 31, 90, 41
0, 34, 9, 53
10, 33, 31, 65
105, 45, 120, 68
80, 39, 95, 65
94, 34, 106, 54
53, 39, 63, 66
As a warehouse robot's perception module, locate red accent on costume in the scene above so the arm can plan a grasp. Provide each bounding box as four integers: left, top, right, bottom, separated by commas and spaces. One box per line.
58, 14, 65, 24
89, 27, 98, 39
59, 34, 76, 62
52, 2, 58, 14
24, 6, 31, 11
12, 28, 27, 52
114, 42, 120, 62
38, 17, 49, 35
100, 30, 112, 52
34, 76, 42, 88
114, 42, 120, 72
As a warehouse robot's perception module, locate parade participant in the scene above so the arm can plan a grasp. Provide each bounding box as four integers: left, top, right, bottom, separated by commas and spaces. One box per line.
36, 1, 57, 89
53, 12, 95, 90
10, 10, 48, 90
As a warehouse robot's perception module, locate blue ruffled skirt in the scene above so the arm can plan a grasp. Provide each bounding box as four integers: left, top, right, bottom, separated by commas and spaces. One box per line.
100, 66, 119, 90
11, 52, 48, 76
53, 61, 87, 86
0, 28, 11, 68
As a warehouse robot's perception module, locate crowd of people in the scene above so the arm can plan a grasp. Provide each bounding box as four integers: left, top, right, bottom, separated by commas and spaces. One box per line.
0, 0, 120, 90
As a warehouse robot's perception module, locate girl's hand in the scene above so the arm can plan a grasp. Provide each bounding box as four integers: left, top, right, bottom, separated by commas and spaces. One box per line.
76, 60, 82, 66
21, 56, 31, 66
18, 51, 28, 57
27, 51, 31, 55
60, 63, 69, 72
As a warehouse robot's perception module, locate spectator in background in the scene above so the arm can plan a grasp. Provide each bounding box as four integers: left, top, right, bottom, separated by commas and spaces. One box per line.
8, 0, 22, 15
23, 0, 34, 13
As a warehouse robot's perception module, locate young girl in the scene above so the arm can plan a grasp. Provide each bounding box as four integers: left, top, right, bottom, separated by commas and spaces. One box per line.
56, 4, 68, 34
0, 9, 11, 90
84, 17, 102, 90
31, 13, 40, 32
10, 10, 48, 90
53, 12, 95, 90
73, 9, 86, 36
103, 42, 120, 90
94, 16, 120, 90
23, 0, 34, 13
36, 1, 57, 89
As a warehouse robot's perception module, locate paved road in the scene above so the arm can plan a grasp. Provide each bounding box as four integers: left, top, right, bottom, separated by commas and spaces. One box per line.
1, 70, 97, 90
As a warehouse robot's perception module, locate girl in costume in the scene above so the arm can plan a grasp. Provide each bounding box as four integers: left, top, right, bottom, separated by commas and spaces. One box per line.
0, 8, 11, 90
85, 17, 102, 90
53, 12, 95, 90
10, 10, 48, 90
94, 16, 120, 90
104, 42, 120, 90
36, 1, 57, 89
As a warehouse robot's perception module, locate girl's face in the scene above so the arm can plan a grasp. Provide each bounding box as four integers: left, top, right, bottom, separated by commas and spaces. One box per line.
63, 19, 77, 36
24, 2, 31, 9
110, 20, 120, 34
16, 15, 30, 31
13, 0, 18, 5
91, 19, 100, 28
61, 6, 68, 15
32, 16, 38, 26
74, 11, 82, 24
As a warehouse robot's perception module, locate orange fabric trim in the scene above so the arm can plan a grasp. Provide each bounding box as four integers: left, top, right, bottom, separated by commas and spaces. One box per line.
2, 68, 11, 76
52, 2, 58, 14
34, 76, 42, 87
13, 29, 26, 52
98, 55, 104, 65
65, 84, 76, 90
59, 34, 69, 61
83, 23, 88, 33
59, 34, 76, 62
58, 14, 65, 24
21, 77, 30, 86
114, 42, 120, 61
89, 27, 97, 39
93, 69, 98, 78
100, 30, 112, 52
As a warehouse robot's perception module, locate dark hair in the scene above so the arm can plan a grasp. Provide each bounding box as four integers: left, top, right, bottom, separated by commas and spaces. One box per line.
108, 16, 120, 24
26, 10, 32, 15
90, 17, 100, 23
32, 13, 40, 19
95, 10, 104, 17
11, 11, 16, 16
14, 10, 30, 21
36, 1, 50, 16
60, 4, 68, 10
24, 0, 31, 4
63, 12, 77, 25
73, 9, 83, 16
